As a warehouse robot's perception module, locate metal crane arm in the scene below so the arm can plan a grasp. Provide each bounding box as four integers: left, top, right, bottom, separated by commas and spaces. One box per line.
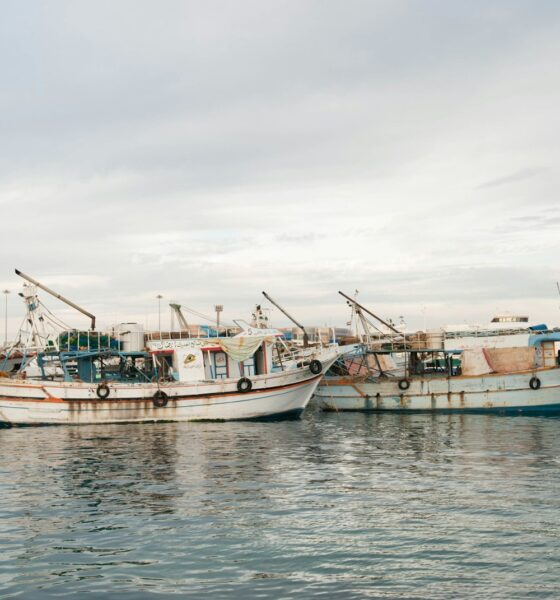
338, 290, 400, 334
262, 291, 309, 347
15, 269, 96, 330
169, 303, 189, 331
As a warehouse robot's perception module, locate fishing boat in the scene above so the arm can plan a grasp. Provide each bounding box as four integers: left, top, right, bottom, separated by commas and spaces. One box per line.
315, 343, 560, 414
314, 293, 560, 415
315, 298, 560, 414
0, 271, 338, 426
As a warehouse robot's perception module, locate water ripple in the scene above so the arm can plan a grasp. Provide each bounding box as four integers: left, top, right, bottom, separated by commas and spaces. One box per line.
0, 411, 559, 598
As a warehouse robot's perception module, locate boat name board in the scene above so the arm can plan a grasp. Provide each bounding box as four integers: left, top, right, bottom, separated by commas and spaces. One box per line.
147, 339, 215, 351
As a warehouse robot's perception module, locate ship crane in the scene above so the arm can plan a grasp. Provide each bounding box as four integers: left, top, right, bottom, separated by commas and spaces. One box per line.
262, 291, 309, 347
169, 303, 189, 331
338, 291, 400, 335
15, 268, 96, 330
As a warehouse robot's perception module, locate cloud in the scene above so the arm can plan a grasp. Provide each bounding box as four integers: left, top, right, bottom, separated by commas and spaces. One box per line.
476, 168, 546, 190
1, 1, 560, 335
275, 233, 327, 244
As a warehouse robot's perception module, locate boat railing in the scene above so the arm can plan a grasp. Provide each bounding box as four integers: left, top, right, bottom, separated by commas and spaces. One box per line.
444, 326, 560, 339
444, 327, 529, 339
145, 327, 239, 341
55, 328, 217, 355
146, 330, 194, 341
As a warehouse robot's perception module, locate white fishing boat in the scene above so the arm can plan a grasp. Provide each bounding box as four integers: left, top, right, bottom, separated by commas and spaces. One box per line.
0, 271, 338, 426
0, 343, 337, 425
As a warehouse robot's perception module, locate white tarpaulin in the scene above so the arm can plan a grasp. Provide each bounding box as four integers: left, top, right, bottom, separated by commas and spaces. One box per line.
461, 348, 493, 376
218, 335, 274, 362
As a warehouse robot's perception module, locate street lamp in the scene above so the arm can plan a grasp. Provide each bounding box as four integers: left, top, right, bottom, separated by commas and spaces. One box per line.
156, 294, 163, 334
215, 304, 223, 336
3, 289, 10, 346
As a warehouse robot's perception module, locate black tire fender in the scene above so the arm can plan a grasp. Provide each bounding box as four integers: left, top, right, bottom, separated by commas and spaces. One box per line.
237, 377, 252, 393
309, 359, 322, 375
398, 379, 410, 391
153, 390, 169, 407
96, 382, 110, 399
529, 376, 541, 390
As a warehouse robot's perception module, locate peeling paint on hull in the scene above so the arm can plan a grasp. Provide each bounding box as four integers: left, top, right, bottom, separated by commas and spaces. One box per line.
314, 368, 560, 414
0, 355, 338, 425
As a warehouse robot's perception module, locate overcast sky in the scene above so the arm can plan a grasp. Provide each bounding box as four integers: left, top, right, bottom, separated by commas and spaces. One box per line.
1, 0, 559, 335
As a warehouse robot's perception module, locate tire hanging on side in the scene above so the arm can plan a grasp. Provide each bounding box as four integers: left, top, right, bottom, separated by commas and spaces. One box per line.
237, 377, 252, 393
153, 390, 169, 407
398, 379, 410, 391
309, 359, 322, 375
96, 383, 110, 399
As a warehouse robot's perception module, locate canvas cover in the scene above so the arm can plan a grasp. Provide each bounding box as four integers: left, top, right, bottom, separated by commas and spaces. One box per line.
482, 347, 536, 373
461, 348, 493, 376
218, 335, 273, 362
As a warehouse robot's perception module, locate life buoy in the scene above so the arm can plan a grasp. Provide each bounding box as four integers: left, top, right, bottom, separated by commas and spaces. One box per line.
309, 359, 322, 375
96, 383, 110, 399
153, 390, 169, 407
398, 379, 410, 391
529, 377, 541, 390
237, 377, 252, 393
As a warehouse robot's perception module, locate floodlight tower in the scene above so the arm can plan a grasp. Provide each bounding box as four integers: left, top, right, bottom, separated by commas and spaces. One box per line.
215, 304, 223, 335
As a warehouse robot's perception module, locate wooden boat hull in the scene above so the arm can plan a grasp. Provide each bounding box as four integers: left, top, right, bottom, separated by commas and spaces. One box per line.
0, 354, 337, 425
314, 367, 560, 414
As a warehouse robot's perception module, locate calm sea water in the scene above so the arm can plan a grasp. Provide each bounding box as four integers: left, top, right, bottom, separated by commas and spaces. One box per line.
0, 410, 559, 599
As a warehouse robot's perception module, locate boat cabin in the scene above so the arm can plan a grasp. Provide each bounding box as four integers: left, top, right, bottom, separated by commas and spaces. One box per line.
145, 328, 281, 383
28, 326, 283, 384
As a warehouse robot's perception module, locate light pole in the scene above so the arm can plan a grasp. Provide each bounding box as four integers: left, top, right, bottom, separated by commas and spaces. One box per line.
156, 294, 163, 334
3, 289, 10, 346
215, 304, 223, 337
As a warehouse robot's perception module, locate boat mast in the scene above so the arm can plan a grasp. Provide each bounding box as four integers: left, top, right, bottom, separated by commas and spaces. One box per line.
338, 291, 400, 334
15, 269, 96, 330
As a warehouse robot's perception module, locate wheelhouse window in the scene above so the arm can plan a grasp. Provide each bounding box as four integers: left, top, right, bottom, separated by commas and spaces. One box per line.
213, 351, 228, 379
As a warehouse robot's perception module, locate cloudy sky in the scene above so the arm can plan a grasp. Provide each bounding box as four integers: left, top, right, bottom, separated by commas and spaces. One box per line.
1, 0, 559, 335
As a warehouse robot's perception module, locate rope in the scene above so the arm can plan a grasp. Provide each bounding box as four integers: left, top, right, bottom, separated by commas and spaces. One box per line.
179, 304, 234, 328
36, 299, 72, 330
